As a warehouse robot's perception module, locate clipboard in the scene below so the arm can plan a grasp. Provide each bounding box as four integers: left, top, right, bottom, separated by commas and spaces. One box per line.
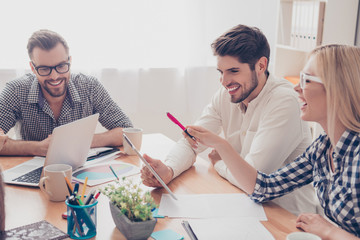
123, 133, 178, 200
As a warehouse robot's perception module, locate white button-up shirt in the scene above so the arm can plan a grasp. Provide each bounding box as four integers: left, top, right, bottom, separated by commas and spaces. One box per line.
165, 74, 319, 215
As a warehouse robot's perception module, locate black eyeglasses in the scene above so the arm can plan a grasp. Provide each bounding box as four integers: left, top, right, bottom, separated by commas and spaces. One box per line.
32, 58, 71, 76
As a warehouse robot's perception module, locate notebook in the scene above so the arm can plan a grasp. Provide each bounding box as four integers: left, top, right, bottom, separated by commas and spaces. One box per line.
3, 113, 99, 187
0, 220, 68, 240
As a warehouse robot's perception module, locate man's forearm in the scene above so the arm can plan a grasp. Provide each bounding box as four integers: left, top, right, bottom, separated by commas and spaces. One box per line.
165, 138, 197, 179
0, 139, 44, 156
214, 160, 243, 189
91, 128, 123, 148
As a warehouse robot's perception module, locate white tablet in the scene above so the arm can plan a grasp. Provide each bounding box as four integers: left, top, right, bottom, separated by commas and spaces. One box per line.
123, 133, 178, 200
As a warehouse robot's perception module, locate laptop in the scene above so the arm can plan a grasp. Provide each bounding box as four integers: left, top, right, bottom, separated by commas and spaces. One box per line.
3, 113, 99, 187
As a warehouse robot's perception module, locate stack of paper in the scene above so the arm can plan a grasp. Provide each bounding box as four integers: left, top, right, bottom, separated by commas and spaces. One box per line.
158, 193, 267, 220
158, 193, 274, 240
188, 218, 274, 240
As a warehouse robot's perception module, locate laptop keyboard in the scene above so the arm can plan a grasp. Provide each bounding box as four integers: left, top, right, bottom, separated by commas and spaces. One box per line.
12, 167, 43, 184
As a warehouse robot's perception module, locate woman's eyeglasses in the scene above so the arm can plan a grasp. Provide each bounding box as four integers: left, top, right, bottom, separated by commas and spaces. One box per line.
300, 72, 323, 89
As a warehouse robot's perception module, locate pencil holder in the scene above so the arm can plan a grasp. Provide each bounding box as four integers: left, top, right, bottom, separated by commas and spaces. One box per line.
65, 199, 98, 239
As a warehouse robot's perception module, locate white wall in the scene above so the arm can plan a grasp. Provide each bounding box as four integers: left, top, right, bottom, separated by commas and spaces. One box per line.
0, 0, 279, 142
95, 67, 222, 141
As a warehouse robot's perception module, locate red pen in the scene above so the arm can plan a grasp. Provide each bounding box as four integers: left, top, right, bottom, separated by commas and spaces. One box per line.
62, 211, 68, 219
94, 191, 101, 199
166, 112, 196, 141
90, 191, 101, 204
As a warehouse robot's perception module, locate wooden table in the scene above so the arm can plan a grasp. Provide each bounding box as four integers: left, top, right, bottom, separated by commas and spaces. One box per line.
1, 133, 299, 239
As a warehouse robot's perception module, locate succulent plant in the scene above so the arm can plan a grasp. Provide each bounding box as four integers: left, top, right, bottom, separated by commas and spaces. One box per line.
102, 177, 157, 222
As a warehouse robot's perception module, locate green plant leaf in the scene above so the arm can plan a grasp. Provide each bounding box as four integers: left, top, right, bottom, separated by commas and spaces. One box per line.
101, 178, 158, 222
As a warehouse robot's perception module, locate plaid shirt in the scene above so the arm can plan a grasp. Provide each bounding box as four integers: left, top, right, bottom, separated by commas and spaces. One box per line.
0, 73, 133, 141
250, 129, 360, 237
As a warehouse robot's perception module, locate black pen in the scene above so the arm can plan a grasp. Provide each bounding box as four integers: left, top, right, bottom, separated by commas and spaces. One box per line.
73, 183, 79, 195
181, 220, 198, 240
70, 207, 84, 236
90, 191, 101, 205
68, 195, 96, 230
84, 189, 96, 205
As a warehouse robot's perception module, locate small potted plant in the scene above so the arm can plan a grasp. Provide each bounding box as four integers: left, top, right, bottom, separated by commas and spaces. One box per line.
102, 178, 157, 240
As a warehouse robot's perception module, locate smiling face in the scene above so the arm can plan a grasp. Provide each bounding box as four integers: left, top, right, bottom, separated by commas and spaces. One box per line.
217, 55, 259, 104
295, 55, 327, 126
30, 43, 71, 100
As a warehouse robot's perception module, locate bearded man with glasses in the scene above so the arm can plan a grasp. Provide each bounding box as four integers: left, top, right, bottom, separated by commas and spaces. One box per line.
0, 29, 133, 156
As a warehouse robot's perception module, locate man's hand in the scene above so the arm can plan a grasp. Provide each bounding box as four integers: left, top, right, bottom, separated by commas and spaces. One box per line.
0, 129, 8, 152
36, 135, 52, 156
140, 154, 174, 187
0, 132, 52, 156
208, 149, 221, 166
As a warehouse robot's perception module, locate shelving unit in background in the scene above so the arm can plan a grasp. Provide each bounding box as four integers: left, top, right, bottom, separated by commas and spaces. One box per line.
274, 0, 359, 139
274, 0, 359, 81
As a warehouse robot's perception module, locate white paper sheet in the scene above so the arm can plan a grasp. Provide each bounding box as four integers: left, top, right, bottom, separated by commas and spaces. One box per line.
158, 193, 267, 220
188, 218, 274, 240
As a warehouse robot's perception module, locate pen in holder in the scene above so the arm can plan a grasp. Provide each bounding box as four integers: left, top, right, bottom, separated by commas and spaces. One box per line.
65, 196, 98, 239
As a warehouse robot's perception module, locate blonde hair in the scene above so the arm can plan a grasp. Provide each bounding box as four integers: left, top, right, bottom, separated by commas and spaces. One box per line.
310, 44, 360, 140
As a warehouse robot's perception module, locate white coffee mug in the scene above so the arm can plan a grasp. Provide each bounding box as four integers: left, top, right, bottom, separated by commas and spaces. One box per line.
39, 164, 72, 202
287, 232, 322, 240
123, 128, 143, 155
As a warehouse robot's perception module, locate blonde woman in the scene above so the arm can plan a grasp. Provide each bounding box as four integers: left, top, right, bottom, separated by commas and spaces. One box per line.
186, 45, 360, 240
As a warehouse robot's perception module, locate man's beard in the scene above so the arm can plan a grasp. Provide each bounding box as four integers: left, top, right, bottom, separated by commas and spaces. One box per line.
231, 71, 258, 103
42, 78, 68, 97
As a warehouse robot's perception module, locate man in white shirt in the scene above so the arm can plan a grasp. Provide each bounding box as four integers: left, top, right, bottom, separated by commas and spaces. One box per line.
141, 24, 318, 215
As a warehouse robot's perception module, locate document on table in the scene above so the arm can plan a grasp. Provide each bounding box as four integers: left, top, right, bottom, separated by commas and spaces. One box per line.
158, 193, 267, 220
73, 160, 140, 186
188, 218, 274, 240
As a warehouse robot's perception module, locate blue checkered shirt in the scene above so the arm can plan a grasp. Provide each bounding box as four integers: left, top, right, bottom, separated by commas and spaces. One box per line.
250, 129, 360, 237
0, 73, 133, 140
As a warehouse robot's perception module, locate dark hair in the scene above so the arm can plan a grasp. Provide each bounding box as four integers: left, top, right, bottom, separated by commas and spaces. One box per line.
27, 29, 69, 59
211, 24, 270, 76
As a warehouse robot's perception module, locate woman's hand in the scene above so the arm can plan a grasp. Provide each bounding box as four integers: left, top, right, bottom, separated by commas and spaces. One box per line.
296, 213, 359, 240
186, 125, 226, 148
296, 213, 333, 239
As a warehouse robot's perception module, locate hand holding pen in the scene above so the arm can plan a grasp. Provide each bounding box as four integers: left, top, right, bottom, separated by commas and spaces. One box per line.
185, 125, 224, 149
166, 112, 198, 148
